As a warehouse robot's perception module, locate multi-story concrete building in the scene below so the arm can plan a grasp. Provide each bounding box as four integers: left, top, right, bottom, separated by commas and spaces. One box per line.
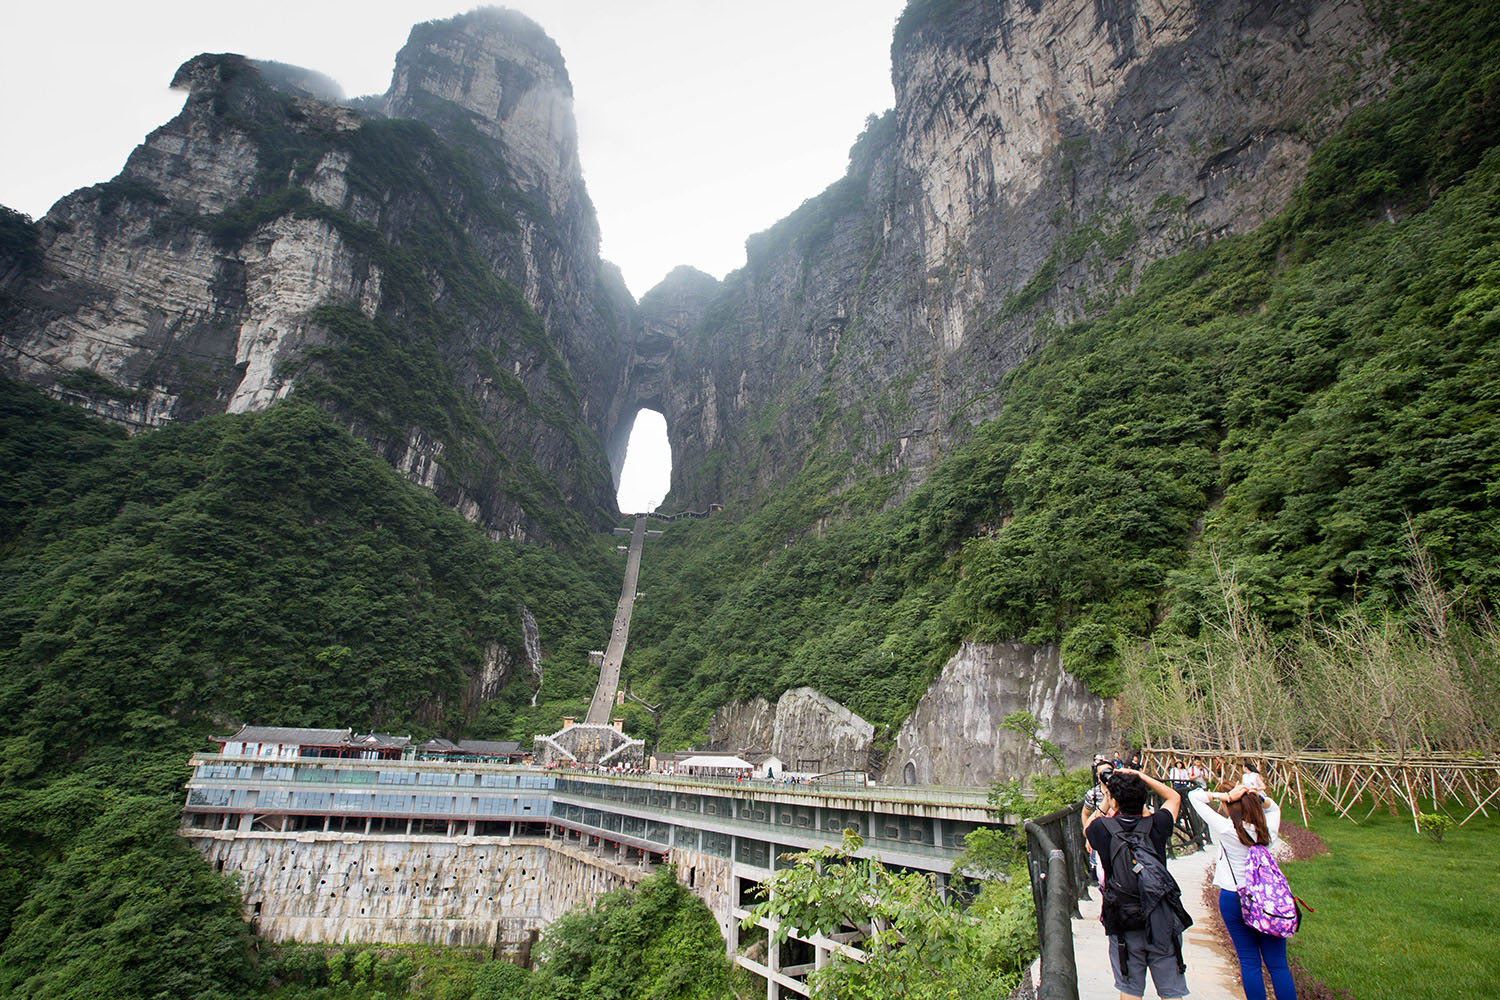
182, 729, 1002, 998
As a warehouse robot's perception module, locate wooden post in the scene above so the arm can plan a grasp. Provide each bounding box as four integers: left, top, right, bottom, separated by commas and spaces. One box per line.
1293, 763, 1309, 827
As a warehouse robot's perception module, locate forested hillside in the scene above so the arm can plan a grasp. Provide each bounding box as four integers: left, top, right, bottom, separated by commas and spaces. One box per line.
0, 383, 622, 996
625, 0, 1500, 746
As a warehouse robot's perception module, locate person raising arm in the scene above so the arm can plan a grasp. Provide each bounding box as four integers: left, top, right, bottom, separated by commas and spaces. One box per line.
1188, 774, 1296, 1000
1113, 766, 1182, 821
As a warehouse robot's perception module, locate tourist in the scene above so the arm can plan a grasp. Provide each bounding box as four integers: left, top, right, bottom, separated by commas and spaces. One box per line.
1187, 774, 1297, 1000
1081, 755, 1115, 831
1086, 768, 1191, 1000
1188, 757, 1209, 789
1081, 755, 1115, 885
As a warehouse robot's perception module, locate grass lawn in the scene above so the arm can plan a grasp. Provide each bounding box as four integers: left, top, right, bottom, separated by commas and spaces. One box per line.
1284, 802, 1500, 1000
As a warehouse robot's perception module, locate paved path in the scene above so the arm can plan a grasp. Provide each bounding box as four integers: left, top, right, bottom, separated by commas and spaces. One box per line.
1065, 846, 1244, 999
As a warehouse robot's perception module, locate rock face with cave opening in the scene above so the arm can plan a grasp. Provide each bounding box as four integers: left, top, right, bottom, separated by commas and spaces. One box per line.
1, 1, 1391, 535
0, 0, 1393, 773
622, 0, 1389, 510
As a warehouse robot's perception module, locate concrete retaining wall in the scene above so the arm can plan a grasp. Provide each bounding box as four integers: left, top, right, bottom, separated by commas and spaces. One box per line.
189, 832, 643, 953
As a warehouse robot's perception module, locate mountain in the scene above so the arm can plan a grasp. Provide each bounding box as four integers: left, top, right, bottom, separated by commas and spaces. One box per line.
3, 0, 1497, 757
616, 0, 1500, 751
636, 0, 1390, 509
0, 8, 632, 547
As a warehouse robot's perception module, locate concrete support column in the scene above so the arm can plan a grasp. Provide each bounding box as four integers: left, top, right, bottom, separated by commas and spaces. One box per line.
323, 815, 331, 832
467, 819, 476, 836
364, 816, 371, 835
767, 933, 781, 1000
725, 906, 739, 954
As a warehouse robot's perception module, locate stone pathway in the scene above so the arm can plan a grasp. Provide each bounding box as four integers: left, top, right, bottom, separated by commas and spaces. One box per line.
1052, 846, 1245, 999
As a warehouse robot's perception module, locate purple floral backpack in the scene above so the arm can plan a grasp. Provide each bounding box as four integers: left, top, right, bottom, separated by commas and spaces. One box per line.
1232, 844, 1301, 938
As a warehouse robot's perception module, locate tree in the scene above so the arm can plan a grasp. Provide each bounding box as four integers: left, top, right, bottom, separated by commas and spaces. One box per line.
744, 832, 1026, 1000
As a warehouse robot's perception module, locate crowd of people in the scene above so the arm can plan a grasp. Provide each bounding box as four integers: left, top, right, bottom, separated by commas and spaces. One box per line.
1080, 750, 1299, 1000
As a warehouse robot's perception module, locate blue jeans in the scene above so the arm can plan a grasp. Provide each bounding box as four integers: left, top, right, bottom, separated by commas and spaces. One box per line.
1218, 888, 1298, 1000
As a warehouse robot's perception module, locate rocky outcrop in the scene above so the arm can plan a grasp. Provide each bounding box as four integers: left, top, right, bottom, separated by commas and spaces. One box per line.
604, 266, 723, 485
706, 686, 875, 773
0, 11, 632, 544
703, 648, 1109, 788
385, 10, 585, 229
640, 0, 1390, 509
885, 641, 1115, 787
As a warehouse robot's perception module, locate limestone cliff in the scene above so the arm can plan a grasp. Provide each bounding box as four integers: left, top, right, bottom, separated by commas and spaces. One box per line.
0, 9, 632, 544
630, 0, 1390, 509
702, 647, 1111, 788
885, 641, 1114, 786
706, 686, 876, 774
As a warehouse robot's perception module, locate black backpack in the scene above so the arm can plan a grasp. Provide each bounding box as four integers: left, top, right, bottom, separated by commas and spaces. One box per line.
1099, 817, 1193, 941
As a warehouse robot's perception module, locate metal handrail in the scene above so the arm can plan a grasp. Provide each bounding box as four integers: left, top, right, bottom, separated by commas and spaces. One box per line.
1024, 804, 1083, 1000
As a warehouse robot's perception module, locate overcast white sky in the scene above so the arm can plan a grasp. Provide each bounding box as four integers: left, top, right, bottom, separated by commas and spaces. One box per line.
0, 1, 909, 511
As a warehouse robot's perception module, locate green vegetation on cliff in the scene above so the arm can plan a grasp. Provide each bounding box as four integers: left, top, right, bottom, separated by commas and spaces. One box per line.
629, 0, 1500, 743
0, 382, 618, 998
0, 386, 614, 759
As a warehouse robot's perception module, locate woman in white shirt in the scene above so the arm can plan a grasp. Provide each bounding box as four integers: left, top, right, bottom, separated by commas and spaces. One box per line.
1167, 758, 1191, 789
1187, 774, 1298, 1000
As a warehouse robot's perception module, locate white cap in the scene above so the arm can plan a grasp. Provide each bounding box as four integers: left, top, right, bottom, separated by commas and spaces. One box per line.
1241, 771, 1266, 791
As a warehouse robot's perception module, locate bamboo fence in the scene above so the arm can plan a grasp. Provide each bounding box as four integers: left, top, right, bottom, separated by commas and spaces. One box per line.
1141, 748, 1500, 830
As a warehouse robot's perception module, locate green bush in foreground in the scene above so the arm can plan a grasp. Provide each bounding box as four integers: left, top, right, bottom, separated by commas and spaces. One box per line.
747, 832, 1030, 1000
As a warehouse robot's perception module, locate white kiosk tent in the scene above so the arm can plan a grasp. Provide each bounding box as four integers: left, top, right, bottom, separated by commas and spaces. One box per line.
676, 754, 755, 779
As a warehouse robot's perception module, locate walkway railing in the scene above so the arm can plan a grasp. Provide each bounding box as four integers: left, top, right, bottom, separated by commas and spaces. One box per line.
1024, 802, 1088, 1000
1142, 747, 1500, 828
